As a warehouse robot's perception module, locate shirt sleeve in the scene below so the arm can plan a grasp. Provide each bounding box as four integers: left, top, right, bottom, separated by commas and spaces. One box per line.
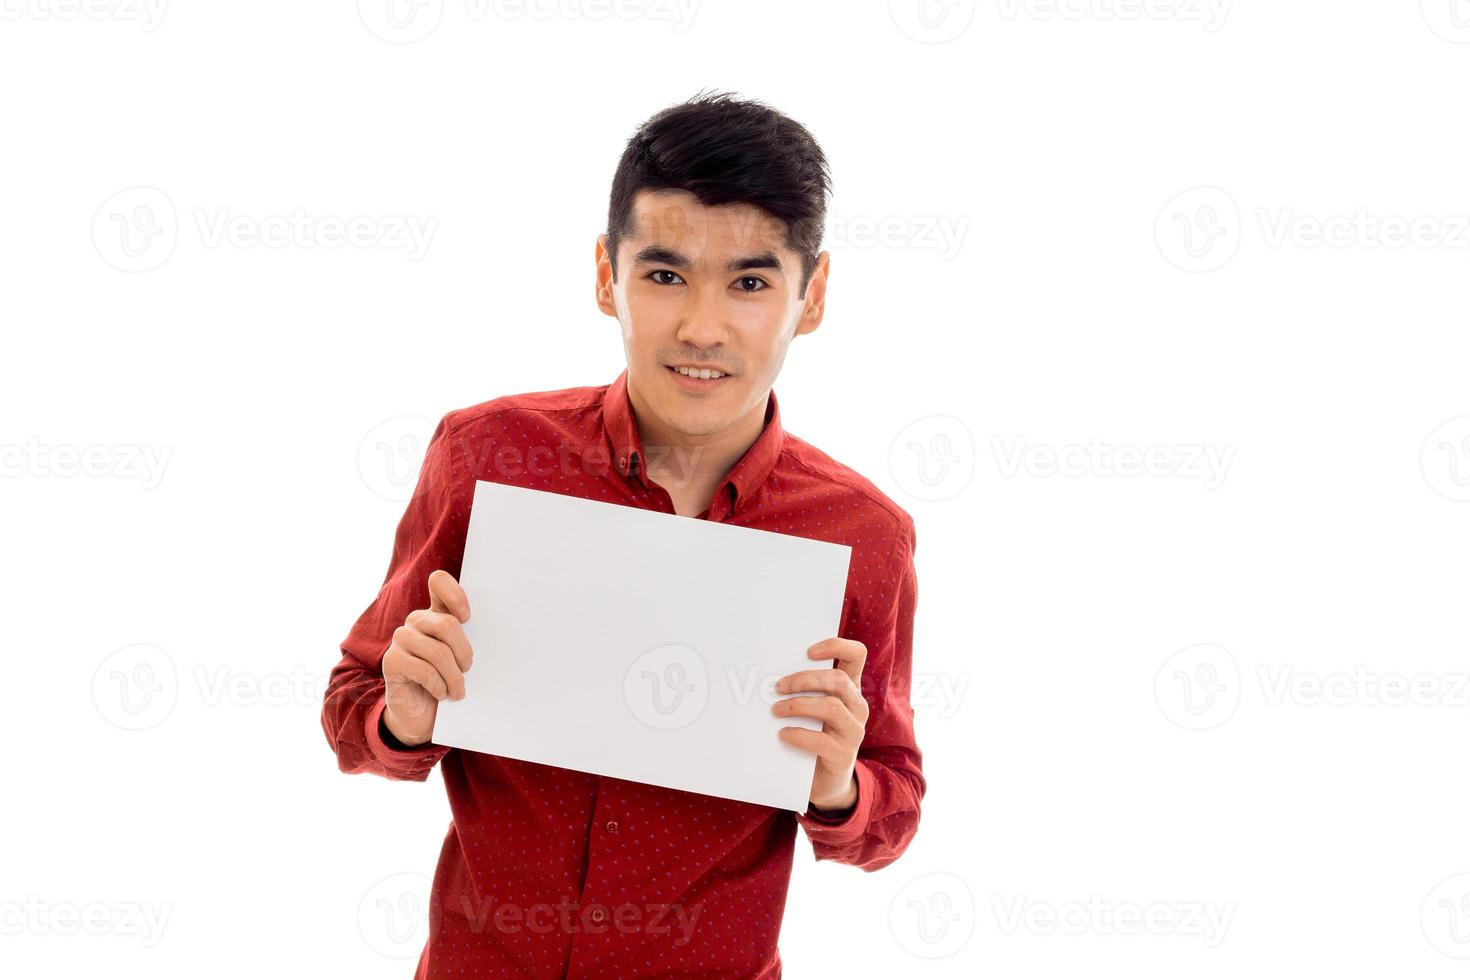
320, 412, 469, 782
795, 518, 926, 871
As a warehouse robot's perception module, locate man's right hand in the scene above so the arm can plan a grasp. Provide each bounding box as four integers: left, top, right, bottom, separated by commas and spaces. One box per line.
381, 569, 473, 747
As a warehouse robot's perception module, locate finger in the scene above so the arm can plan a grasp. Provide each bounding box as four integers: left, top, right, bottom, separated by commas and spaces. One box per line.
383, 645, 449, 701
774, 694, 864, 744
777, 726, 840, 760
776, 669, 867, 720
428, 570, 470, 622
807, 637, 866, 687
393, 626, 465, 700
408, 608, 474, 671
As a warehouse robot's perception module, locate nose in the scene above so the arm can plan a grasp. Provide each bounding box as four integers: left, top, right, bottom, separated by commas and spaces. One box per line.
674, 281, 732, 351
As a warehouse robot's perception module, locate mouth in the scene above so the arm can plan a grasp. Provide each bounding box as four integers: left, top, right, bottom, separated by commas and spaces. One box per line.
665, 363, 733, 392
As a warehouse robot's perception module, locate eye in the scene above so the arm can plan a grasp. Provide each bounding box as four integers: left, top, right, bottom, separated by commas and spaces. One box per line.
648, 270, 685, 286
735, 276, 769, 293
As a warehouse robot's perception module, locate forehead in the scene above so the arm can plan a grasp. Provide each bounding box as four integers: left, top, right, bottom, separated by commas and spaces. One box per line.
626, 189, 792, 260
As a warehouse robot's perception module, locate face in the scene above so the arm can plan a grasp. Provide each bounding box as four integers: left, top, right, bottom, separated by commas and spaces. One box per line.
595, 189, 829, 439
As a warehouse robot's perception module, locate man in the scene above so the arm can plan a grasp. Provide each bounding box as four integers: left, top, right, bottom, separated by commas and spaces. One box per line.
322, 91, 925, 979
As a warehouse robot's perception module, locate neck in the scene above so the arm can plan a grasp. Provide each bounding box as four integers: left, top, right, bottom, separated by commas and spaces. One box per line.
627, 382, 769, 512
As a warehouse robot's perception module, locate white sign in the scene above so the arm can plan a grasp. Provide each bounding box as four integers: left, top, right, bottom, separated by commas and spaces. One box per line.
432, 481, 853, 811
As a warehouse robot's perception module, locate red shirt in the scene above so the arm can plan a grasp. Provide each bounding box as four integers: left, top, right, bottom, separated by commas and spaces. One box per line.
322, 369, 925, 979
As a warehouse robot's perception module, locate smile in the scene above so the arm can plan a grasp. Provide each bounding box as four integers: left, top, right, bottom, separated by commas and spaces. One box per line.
665, 364, 732, 390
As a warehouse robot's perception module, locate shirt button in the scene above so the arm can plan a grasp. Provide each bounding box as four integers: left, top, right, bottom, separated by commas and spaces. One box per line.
605, 820, 619, 833
589, 906, 607, 924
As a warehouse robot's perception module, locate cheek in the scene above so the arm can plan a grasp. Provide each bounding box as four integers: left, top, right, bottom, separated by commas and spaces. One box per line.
621, 283, 680, 330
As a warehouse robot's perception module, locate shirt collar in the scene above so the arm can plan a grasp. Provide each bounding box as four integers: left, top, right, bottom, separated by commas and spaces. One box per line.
602, 368, 784, 513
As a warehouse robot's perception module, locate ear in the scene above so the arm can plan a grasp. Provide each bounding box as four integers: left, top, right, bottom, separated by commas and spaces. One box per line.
793, 250, 830, 337
595, 234, 618, 318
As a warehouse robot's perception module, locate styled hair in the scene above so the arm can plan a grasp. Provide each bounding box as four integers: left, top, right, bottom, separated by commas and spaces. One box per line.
605, 90, 832, 297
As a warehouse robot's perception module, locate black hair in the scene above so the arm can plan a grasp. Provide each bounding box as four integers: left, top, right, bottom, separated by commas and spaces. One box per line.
605, 90, 832, 297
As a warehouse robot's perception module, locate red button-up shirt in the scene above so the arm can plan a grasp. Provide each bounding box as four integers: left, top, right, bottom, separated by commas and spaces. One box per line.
322, 369, 925, 979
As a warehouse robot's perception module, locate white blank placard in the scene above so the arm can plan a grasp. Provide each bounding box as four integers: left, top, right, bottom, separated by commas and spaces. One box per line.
431, 480, 854, 811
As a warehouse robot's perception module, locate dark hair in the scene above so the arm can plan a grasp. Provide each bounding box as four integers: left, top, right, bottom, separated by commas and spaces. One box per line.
605, 90, 832, 297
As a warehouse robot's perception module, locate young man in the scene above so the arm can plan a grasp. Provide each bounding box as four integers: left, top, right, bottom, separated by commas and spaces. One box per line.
322, 92, 925, 979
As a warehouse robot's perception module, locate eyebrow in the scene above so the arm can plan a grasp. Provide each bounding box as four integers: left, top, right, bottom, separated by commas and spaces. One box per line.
632, 245, 785, 276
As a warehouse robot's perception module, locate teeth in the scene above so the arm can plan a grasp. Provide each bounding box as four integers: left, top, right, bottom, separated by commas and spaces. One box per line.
674, 366, 725, 379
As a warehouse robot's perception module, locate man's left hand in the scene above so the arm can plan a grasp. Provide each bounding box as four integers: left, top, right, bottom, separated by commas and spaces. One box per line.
773, 637, 869, 812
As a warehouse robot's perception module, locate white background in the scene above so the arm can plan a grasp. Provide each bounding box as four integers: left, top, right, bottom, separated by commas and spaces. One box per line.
3, 1, 1469, 977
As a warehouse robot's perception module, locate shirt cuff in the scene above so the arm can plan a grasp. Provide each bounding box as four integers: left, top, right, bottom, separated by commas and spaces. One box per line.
365, 696, 447, 777
795, 760, 875, 844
